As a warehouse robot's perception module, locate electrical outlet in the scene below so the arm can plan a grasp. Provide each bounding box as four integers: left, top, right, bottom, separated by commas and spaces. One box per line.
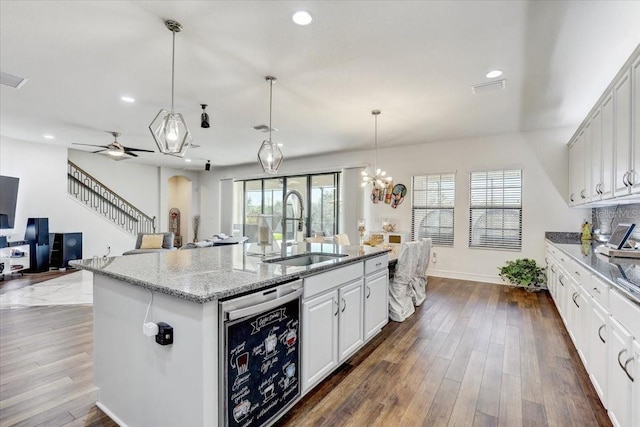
431, 251, 437, 263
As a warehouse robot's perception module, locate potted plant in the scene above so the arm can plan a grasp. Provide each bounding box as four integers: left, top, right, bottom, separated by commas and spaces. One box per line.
498, 258, 546, 292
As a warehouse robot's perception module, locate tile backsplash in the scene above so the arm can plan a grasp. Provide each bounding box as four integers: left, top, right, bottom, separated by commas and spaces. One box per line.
592, 203, 640, 241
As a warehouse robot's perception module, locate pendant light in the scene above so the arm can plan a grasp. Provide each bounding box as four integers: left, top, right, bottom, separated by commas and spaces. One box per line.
257, 76, 284, 174
361, 110, 392, 187
149, 19, 192, 157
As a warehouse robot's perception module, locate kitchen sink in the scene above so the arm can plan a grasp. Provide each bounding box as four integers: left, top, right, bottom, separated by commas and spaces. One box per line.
263, 252, 347, 267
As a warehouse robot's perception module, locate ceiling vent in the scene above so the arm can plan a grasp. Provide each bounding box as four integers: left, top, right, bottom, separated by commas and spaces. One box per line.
253, 124, 277, 133
471, 79, 506, 95
1, 71, 28, 89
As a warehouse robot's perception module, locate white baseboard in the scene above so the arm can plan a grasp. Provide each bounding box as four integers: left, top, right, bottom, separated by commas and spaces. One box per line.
96, 401, 128, 427
426, 268, 505, 285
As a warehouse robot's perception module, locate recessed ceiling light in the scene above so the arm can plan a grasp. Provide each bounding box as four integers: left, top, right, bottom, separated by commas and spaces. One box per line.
292, 11, 313, 26
43, 134, 55, 139
486, 70, 503, 79
121, 96, 135, 103
185, 158, 192, 162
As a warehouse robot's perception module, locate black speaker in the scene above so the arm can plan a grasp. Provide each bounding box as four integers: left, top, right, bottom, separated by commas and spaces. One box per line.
50, 233, 83, 269
25, 218, 49, 245
25, 218, 50, 272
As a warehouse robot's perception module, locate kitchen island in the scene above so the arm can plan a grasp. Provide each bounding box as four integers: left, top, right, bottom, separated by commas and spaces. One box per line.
72, 242, 390, 427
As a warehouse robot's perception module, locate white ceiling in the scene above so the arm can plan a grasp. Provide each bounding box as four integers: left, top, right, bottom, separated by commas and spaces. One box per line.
1, 1, 639, 171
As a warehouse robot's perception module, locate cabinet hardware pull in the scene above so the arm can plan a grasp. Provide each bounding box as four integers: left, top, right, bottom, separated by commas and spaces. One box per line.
580, 190, 586, 199
559, 276, 565, 286
560, 258, 565, 262
628, 170, 635, 186
574, 270, 580, 276
341, 297, 346, 313
597, 324, 606, 343
570, 193, 575, 202
551, 266, 556, 273
366, 286, 371, 299
375, 262, 382, 267
592, 287, 600, 294
572, 292, 580, 308
334, 300, 339, 316
618, 349, 635, 382
623, 172, 631, 187
624, 356, 635, 382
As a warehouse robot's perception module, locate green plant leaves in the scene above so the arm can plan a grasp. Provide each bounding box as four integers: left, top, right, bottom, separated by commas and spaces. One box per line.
498, 258, 546, 291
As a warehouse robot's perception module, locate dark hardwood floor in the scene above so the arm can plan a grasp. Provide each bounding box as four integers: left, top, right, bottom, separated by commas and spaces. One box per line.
0, 277, 610, 426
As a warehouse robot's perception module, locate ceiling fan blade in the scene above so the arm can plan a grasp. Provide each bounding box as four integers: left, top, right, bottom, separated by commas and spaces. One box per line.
73, 143, 109, 149
92, 149, 107, 154
123, 147, 155, 153
124, 151, 139, 157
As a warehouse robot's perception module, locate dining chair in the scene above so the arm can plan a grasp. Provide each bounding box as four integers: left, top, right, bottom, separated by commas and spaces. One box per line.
410, 238, 431, 306
388, 241, 420, 322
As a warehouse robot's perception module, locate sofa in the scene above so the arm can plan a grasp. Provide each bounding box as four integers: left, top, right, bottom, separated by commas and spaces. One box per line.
122, 232, 176, 255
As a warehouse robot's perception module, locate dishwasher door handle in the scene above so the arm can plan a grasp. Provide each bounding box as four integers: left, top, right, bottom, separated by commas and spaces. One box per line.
227, 288, 303, 321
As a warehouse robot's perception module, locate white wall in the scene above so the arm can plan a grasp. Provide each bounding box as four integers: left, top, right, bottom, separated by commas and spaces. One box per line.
1, 137, 202, 258
200, 128, 589, 284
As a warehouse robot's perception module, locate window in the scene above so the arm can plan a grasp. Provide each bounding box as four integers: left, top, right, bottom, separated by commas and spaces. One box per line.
411, 173, 455, 246
469, 169, 522, 250
235, 173, 340, 244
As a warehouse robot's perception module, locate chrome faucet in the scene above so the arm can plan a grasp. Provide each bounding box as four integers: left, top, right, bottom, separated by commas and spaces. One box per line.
282, 190, 304, 254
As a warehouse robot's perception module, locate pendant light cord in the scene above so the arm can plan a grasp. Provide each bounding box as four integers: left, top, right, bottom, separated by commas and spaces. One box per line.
268, 78, 273, 144
171, 29, 176, 111
374, 113, 378, 172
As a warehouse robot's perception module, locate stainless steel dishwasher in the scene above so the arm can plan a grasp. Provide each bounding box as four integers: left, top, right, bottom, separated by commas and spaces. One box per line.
219, 279, 303, 427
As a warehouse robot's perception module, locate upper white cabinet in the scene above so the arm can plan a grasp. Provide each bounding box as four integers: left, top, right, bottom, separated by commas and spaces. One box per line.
568, 45, 640, 206
632, 55, 640, 194
613, 70, 633, 197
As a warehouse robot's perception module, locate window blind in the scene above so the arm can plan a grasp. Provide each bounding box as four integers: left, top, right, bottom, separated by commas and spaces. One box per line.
469, 169, 522, 250
412, 173, 455, 247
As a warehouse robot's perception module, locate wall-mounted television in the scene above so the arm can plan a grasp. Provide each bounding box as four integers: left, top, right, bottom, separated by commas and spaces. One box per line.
0, 175, 20, 229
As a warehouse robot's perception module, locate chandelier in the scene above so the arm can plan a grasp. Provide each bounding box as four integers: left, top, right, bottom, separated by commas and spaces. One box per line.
149, 20, 192, 157
361, 110, 392, 187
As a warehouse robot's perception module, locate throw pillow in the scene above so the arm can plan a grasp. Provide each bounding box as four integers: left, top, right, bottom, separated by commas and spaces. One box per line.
140, 234, 164, 249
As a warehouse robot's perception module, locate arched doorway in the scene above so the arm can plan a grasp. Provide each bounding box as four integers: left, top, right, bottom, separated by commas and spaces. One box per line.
167, 175, 192, 248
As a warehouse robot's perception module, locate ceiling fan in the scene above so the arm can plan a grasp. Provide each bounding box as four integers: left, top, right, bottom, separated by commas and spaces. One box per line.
73, 132, 155, 159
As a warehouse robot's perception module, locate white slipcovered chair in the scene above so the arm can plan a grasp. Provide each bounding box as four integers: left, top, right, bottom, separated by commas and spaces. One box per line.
388, 241, 421, 322
333, 233, 351, 245
410, 238, 431, 306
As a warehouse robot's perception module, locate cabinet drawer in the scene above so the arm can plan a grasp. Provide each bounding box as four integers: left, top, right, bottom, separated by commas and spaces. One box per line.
364, 255, 388, 275
304, 262, 363, 299
590, 276, 610, 308
569, 259, 591, 287
609, 288, 640, 339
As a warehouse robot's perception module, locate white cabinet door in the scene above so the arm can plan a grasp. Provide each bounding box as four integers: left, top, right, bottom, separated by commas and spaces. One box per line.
632, 55, 640, 194
632, 340, 640, 427
556, 268, 570, 324
364, 270, 389, 341
588, 298, 609, 407
338, 279, 364, 362
607, 317, 634, 427
614, 70, 632, 197
583, 121, 593, 203
569, 133, 585, 205
591, 107, 604, 201
601, 92, 615, 200
302, 291, 338, 392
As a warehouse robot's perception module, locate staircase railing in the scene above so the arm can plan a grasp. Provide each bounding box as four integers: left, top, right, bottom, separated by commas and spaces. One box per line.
67, 160, 156, 236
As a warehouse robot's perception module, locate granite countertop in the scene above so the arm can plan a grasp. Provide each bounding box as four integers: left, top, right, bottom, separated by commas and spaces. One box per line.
545, 239, 640, 305
71, 242, 390, 304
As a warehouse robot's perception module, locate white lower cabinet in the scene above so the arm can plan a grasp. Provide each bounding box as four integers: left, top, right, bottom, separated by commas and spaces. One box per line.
302, 278, 365, 392
608, 317, 634, 427
545, 242, 640, 427
302, 291, 339, 391
588, 298, 609, 405
364, 269, 389, 341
